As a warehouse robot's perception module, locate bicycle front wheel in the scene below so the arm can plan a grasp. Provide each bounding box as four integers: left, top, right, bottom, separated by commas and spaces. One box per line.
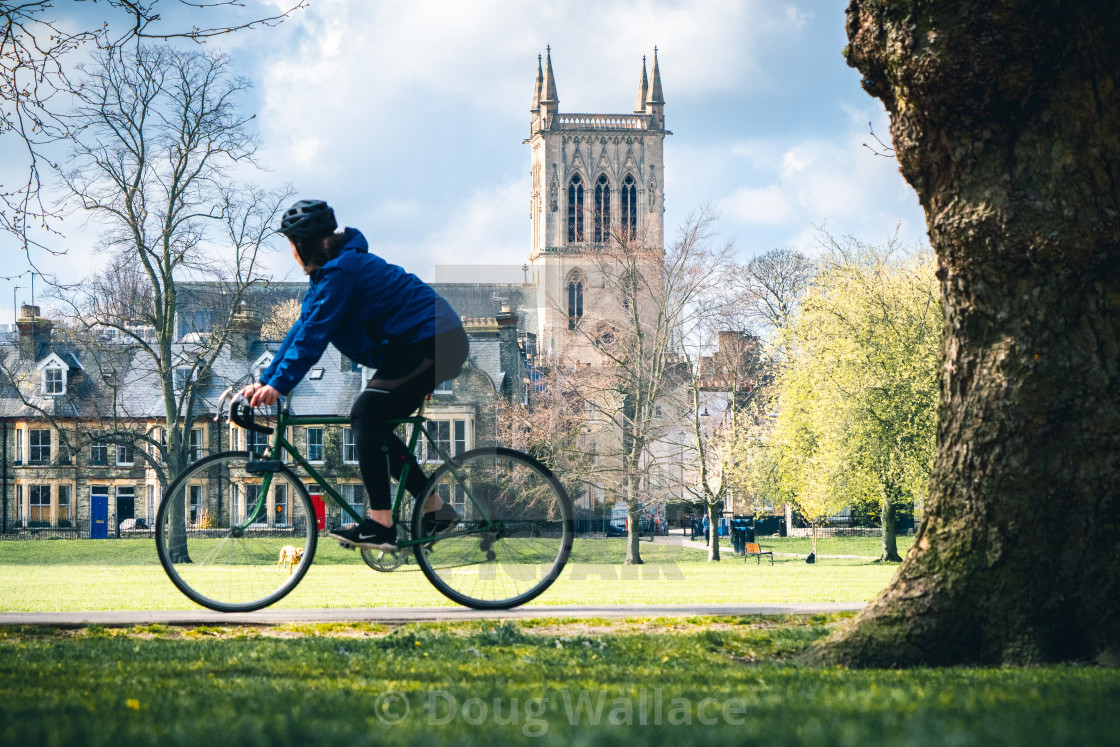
411, 447, 573, 609
155, 451, 317, 612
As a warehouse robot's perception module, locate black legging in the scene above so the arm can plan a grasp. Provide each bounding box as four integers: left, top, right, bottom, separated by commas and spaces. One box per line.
349, 326, 469, 511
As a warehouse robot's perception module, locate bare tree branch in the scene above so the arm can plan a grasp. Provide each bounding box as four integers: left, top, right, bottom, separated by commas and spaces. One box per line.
0, 0, 304, 258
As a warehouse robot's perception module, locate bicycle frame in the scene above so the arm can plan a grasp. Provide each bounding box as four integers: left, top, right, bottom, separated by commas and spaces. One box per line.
235, 397, 491, 546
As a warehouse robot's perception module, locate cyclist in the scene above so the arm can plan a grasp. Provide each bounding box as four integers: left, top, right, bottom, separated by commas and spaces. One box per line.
240, 199, 467, 550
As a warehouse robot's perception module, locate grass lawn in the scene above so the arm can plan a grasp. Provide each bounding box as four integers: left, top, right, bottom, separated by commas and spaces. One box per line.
0, 537, 907, 612
2, 617, 1117, 746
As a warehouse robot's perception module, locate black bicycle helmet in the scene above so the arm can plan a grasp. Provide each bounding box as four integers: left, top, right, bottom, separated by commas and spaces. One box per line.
279, 199, 337, 239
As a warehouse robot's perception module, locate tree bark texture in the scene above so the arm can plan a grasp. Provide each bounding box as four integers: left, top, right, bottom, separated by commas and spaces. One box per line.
822, 1, 1120, 666
708, 504, 721, 562
880, 497, 901, 562
626, 487, 644, 565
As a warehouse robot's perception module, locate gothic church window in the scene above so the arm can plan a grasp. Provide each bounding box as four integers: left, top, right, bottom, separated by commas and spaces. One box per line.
567, 277, 584, 329
621, 175, 637, 240
594, 175, 611, 242
567, 175, 584, 243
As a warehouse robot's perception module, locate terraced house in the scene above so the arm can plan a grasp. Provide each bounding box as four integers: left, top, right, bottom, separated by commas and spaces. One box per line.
0, 302, 525, 537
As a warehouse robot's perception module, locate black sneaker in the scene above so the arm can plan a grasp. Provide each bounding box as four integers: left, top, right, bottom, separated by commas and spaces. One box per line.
421, 504, 461, 538
329, 519, 397, 550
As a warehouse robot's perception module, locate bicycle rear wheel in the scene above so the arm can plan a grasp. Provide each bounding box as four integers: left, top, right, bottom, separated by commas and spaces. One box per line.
155, 451, 317, 612
411, 447, 573, 609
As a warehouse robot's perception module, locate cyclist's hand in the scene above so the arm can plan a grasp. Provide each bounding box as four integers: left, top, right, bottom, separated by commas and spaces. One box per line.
247, 384, 280, 408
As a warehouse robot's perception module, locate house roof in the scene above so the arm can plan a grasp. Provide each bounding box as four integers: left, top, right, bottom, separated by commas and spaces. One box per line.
1, 328, 517, 421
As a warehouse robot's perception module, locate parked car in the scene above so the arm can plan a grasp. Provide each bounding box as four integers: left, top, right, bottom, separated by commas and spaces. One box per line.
607, 505, 657, 537
607, 504, 628, 536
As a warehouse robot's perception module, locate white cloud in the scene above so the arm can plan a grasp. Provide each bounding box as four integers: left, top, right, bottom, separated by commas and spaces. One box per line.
252, 0, 812, 180
416, 178, 529, 274
722, 185, 795, 226
716, 105, 927, 254
248, 0, 817, 277
782, 146, 814, 174
0, 0, 930, 322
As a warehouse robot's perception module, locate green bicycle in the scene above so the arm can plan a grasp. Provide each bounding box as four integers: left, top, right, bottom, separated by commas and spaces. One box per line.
155, 389, 574, 612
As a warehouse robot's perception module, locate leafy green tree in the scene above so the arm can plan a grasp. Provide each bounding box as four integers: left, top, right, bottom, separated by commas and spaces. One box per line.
768, 342, 852, 557
770, 238, 940, 560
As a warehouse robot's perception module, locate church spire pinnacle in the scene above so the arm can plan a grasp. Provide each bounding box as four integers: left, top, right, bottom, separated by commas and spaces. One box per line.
634, 55, 649, 114
531, 54, 543, 112
646, 46, 664, 104
541, 45, 559, 104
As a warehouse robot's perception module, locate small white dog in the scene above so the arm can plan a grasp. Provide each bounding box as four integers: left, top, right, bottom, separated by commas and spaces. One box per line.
277, 545, 305, 574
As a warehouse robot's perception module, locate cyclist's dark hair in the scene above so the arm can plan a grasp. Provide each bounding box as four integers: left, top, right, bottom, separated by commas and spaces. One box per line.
290, 233, 345, 275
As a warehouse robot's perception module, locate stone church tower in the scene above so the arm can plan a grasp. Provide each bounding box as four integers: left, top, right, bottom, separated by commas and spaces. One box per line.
526, 47, 669, 361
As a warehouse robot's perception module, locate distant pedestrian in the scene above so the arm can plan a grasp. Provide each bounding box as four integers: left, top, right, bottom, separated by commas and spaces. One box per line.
702, 514, 710, 544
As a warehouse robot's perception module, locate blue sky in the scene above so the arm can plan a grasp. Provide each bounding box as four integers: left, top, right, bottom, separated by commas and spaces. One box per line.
1, 0, 927, 324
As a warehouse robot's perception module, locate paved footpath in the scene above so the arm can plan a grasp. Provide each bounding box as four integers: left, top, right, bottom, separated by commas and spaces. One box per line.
0, 603, 865, 628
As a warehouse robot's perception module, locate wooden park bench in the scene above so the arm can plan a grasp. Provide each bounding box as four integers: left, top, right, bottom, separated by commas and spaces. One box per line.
743, 542, 773, 565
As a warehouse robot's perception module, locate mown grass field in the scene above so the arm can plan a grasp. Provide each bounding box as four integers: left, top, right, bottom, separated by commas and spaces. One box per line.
2, 616, 1117, 746
0, 536, 911, 612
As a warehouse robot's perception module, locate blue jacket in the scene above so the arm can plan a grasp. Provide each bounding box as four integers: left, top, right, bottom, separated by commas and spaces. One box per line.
259, 228, 462, 394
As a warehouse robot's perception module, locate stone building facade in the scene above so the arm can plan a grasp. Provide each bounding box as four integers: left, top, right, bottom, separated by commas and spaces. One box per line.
526, 47, 669, 362
0, 302, 522, 536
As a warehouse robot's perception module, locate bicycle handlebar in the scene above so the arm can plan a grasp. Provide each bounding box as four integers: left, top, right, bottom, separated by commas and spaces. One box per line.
231, 398, 274, 434
213, 386, 275, 435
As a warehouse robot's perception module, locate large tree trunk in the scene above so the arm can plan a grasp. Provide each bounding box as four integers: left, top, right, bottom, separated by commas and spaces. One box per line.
625, 477, 643, 565
165, 449, 191, 563
818, 1, 1120, 666
879, 495, 901, 562
708, 504, 721, 561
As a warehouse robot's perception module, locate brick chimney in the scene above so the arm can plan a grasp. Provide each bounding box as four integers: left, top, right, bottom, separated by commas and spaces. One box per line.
227, 302, 261, 360
496, 303, 522, 400
717, 331, 760, 372
16, 304, 52, 361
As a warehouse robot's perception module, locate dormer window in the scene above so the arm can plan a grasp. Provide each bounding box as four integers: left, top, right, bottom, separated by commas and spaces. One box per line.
43, 365, 64, 395
37, 353, 76, 396
252, 352, 274, 380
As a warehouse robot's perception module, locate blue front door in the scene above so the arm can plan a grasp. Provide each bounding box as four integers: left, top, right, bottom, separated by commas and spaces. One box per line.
90, 495, 108, 539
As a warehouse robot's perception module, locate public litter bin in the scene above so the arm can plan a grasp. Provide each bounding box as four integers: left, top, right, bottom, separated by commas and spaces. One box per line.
731, 518, 749, 555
